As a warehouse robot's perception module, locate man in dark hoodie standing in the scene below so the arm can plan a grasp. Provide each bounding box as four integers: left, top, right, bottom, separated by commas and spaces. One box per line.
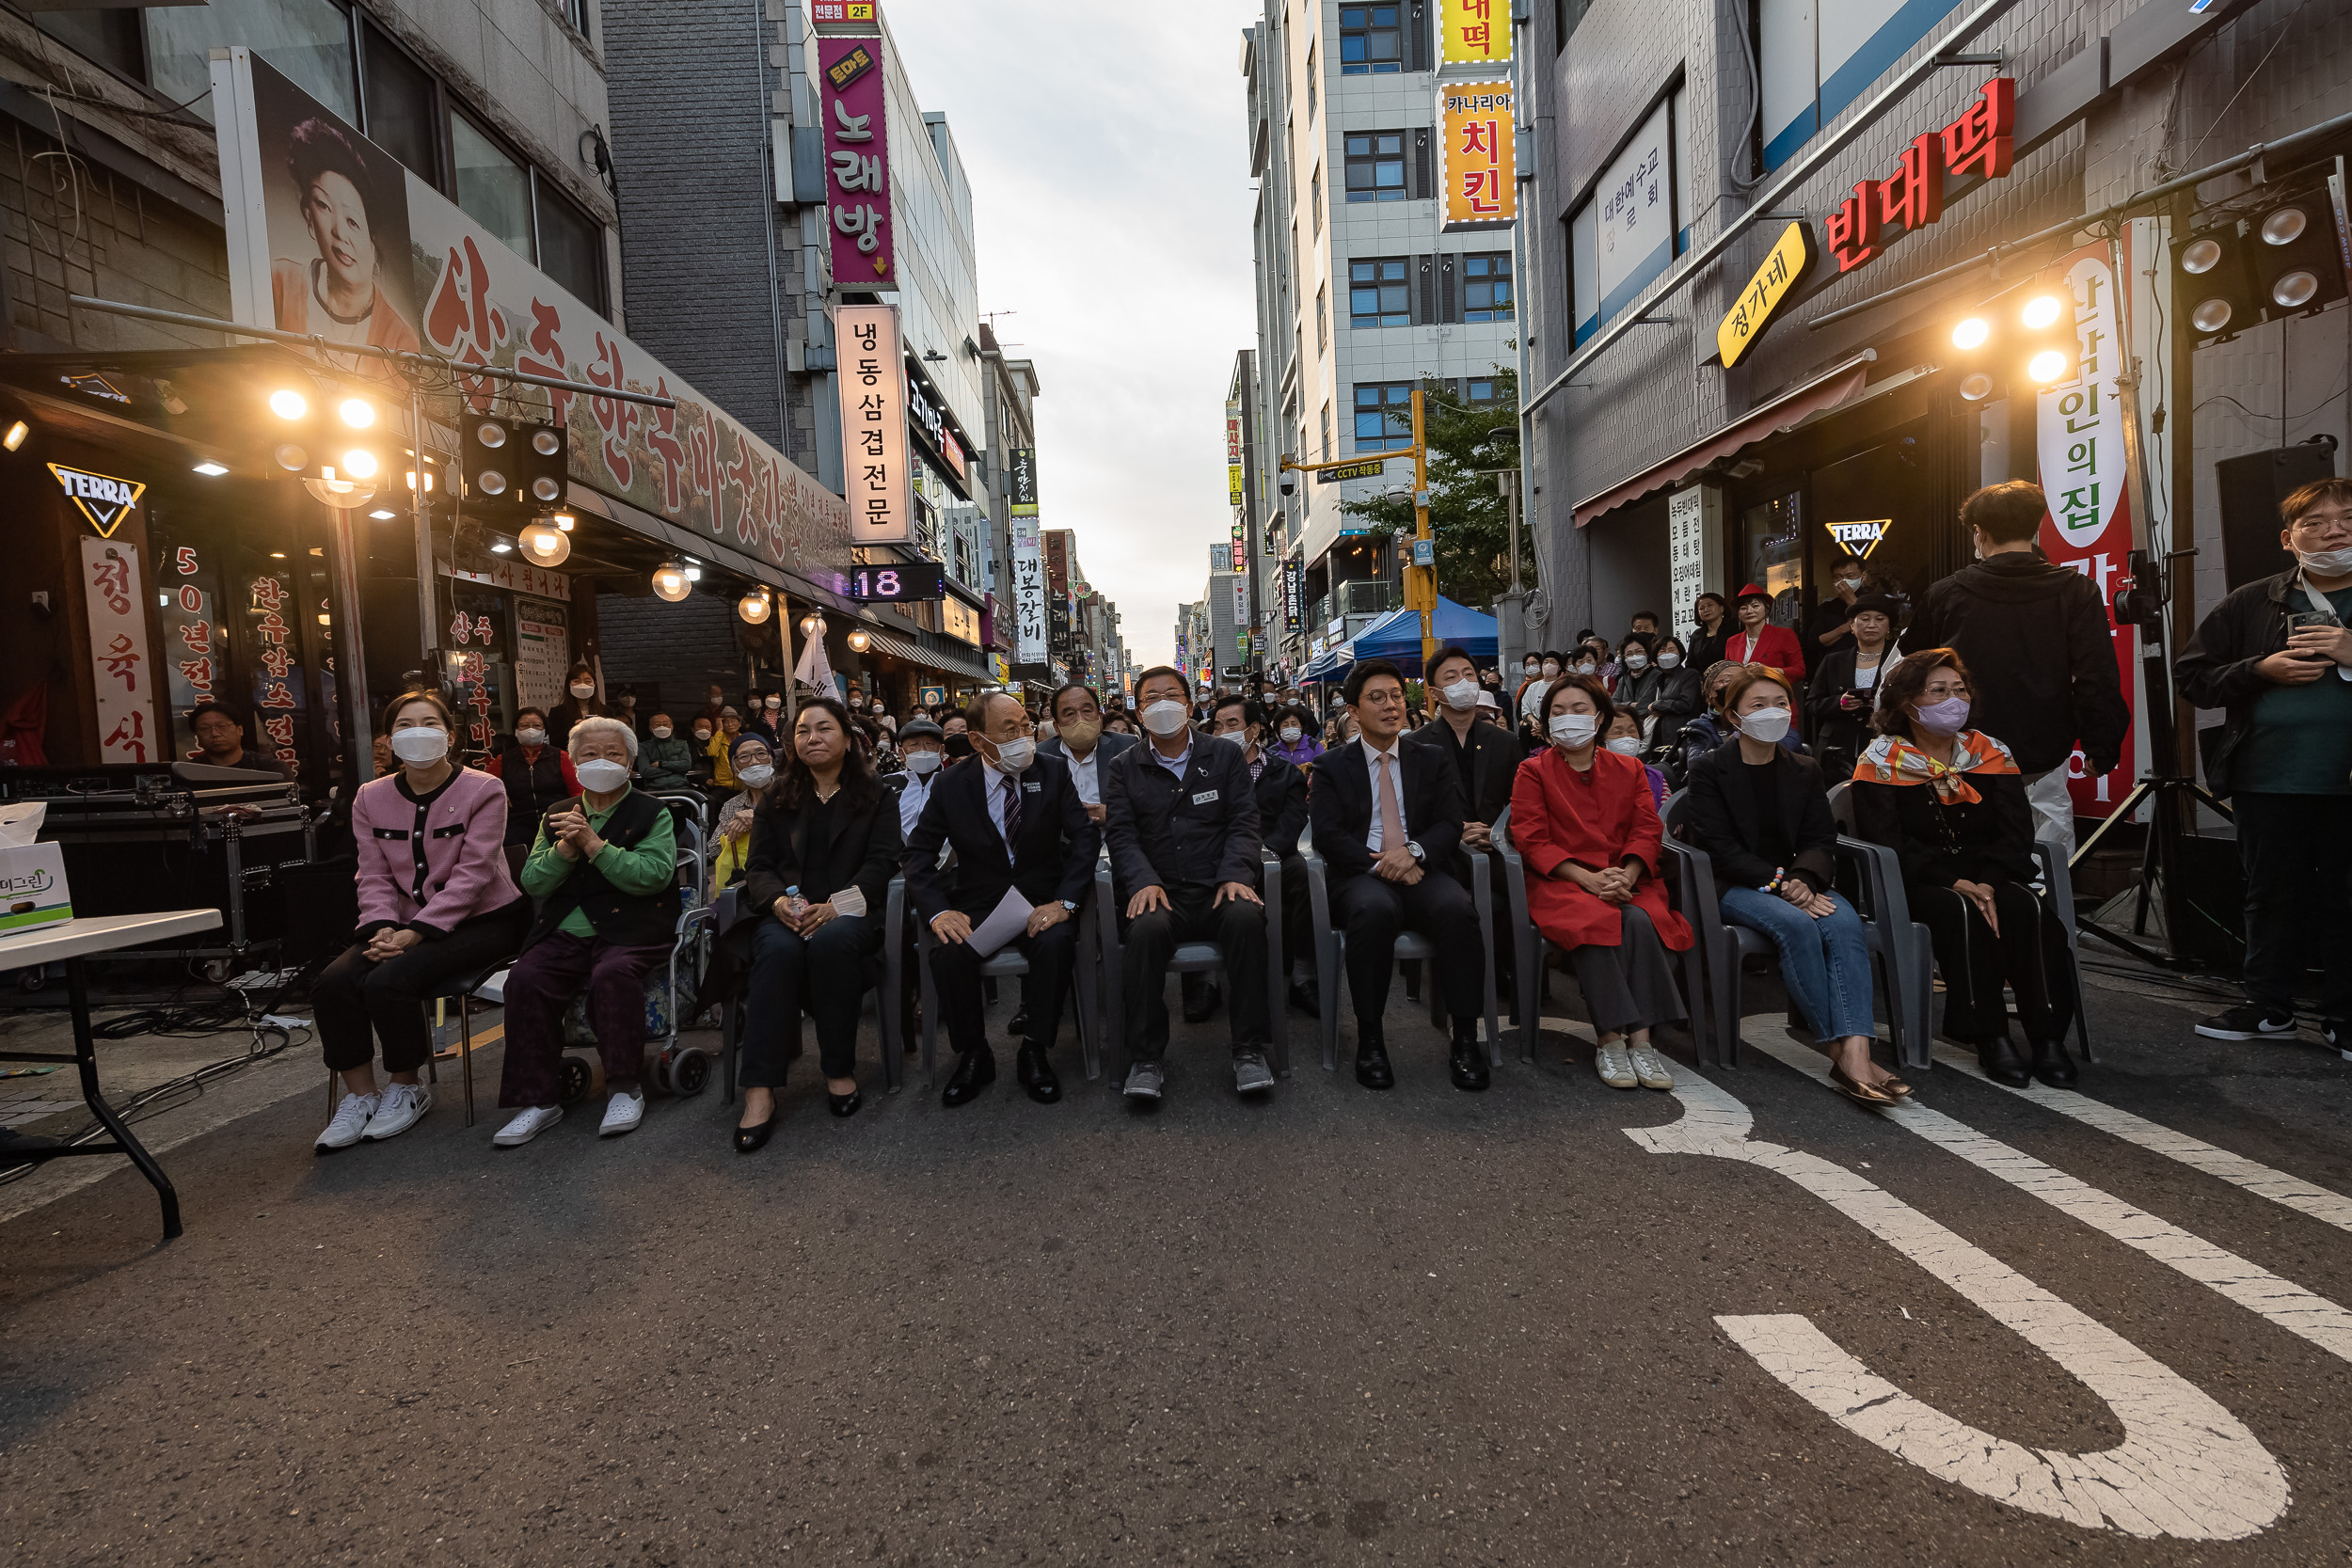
1902, 481, 2130, 855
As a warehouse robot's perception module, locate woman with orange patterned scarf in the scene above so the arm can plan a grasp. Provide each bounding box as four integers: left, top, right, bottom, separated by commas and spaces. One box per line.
1851, 648, 2077, 1089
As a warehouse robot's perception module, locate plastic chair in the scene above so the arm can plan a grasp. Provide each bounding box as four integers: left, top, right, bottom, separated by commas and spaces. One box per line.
914, 893, 1103, 1089
1493, 801, 1708, 1066
2028, 838, 2096, 1063
1299, 828, 1501, 1072
1093, 851, 1289, 1084
716, 876, 907, 1101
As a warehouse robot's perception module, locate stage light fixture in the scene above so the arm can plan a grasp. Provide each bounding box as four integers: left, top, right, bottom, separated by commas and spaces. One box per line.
1950, 317, 1990, 351
2175, 220, 2257, 345
342, 449, 378, 480
338, 398, 374, 428
462, 417, 567, 505
2246, 188, 2347, 322
270, 389, 308, 420
2020, 293, 2064, 329
2026, 350, 2071, 384
1959, 372, 1995, 403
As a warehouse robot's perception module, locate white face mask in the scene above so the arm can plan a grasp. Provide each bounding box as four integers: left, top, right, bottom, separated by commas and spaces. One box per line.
765, 698, 781, 710
1623, 652, 1649, 671
991, 736, 1036, 772
1540, 662, 1560, 677
569, 684, 596, 699
651, 726, 673, 739
1141, 699, 1191, 736
389, 726, 449, 766
904, 749, 942, 776
1213, 729, 1247, 748
1279, 723, 1302, 744
1574, 661, 1597, 676
1605, 736, 1645, 756
1738, 705, 1793, 743
1838, 576, 1865, 592
693, 729, 712, 742
736, 764, 775, 789
514, 727, 548, 748
2298, 546, 2352, 578
575, 757, 630, 793
1440, 678, 1479, 710
1523, 663, 1539, 676
1657, 652, 1682, 669
1548, 713, 1598, 749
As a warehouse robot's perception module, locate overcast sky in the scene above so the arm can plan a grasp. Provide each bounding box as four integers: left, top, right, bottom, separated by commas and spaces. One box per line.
881, 0, 1261, 671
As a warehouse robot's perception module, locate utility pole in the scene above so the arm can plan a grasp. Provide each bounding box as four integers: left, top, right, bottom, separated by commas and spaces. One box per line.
1406, 388, 1436, 673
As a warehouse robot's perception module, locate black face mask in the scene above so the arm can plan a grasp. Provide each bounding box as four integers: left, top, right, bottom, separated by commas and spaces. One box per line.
944, 734, 975, 759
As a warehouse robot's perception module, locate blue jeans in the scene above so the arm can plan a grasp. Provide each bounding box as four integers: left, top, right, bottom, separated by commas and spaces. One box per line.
1719, 886, 1876, 1044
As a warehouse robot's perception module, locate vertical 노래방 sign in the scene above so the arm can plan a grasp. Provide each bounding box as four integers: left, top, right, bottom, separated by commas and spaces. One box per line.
836, 303, 912, 546
82, 536, 154, 764
1439, 0, 1510, 65
1668, 487, 1706, 632
1439, 82, 1515, 231
818, 37, 894, 286
209, 51, 850, 594
1010, 528, 1046, 665
2035, 245, 2137, 819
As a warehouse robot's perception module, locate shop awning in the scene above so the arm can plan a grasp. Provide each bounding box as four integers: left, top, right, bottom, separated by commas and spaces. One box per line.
1571, 352, 1877, 527
858, 626, 990, 682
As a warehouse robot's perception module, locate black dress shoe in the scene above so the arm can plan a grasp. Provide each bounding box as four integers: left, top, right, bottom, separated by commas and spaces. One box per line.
1182, 976, 1219, 1023
1289, 980, 1320, 1018
942, 1044, 996, 1107
1017, 1040, 1062, 1103
2030, 1037, 2078, 1088
1978, 1036, 2032, 1086
1355, 1022, 1394, 1090
828, 1087, 863, 1117
1008, 1006, 1029, 1038
1449, 1028, 1490, 1092
733, 1115, 779, 1153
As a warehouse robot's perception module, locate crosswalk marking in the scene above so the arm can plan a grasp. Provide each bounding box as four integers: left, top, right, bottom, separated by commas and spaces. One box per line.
1621, 1060, 2289, 1539
1751, 1037, 2352, 1366
1929, 1044, 2352, 1235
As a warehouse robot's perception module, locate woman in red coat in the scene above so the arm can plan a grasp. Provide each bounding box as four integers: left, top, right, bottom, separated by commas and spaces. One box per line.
1724, 583, 1805, 678
1511, 673, 1694, 1091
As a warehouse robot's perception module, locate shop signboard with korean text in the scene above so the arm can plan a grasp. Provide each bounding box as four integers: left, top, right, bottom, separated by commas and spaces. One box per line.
81, 537, 155, 764
1008, 446, 1038, 515
835, 304, 913, 545
1010, 526, 1046, 665
1439, 82, 1515, 232
513, 598, 571, 716
818, 37, 894, 287
1226, 402, 1244, 506
1579, 98, 1671, 341
1823, 79, 2013, 274
1668, 488, 1707, 632
159, 543, 220, 762
210, 52, 851, 597
1715, 222, 1816, 369
1439, 0, 1509, 65
2035, 244, 2137, 820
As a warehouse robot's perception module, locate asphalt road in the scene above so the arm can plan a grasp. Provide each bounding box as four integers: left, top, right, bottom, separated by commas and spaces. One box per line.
5, 963, 2351, 1565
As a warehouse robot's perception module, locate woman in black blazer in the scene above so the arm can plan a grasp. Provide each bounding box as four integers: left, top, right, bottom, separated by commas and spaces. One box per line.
733, 696, 903, 1148
1682, 667, 1906, 1105
1805, 594, 1900, 777
1850, 649, 2076, 1090
1644, 636, 1704, 749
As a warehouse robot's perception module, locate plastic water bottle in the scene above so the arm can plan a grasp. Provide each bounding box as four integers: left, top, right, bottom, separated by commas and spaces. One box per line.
785, 883, 808, 921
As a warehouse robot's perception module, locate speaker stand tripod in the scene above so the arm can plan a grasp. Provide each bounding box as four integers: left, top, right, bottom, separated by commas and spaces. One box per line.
2071, 771, 2235, 970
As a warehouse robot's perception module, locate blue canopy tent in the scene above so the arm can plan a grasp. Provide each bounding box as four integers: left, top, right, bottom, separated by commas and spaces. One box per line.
1338, 597, 1500, 674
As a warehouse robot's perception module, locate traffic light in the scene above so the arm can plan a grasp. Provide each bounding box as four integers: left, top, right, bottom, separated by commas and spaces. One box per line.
461, 416, 568, 506
1947, 279, 2078, 404
266, 383, 391, 506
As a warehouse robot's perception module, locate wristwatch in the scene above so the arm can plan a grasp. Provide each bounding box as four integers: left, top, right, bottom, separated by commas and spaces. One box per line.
1059, 899, 1079, 913
1406, 841, 1425, 863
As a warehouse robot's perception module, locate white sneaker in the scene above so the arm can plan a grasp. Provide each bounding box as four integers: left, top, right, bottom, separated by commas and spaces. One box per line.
493, 1104, 563, 1148
361, 1082, 433, 1141
599, 1089, 644, 1137
316, 1091, 380, 1151
1595, 1044, 1639, 1090
1627, 1043, 1675, 1090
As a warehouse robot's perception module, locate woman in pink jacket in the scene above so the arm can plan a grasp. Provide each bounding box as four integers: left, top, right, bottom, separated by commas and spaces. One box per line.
312, 689, 529, 1151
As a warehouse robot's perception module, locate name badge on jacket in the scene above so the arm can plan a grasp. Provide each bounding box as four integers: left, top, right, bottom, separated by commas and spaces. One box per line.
1023, 781, 1041, 793
1191, 790, 1219, 805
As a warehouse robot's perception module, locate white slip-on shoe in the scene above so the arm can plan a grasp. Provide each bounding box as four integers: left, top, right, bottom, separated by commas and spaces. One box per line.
1594, 1044, 1639, 1090
599, 1089, 644, 1137
1627, 1043, 1675, 1090
493, 1104, 563, 1148
361, 1082, 434, 1141
316, 1091, 380, 1152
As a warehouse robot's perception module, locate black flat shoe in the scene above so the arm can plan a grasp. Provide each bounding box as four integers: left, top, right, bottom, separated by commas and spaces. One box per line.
1355, 1024, 1394, 1091
1017, 1041, 1061, 1104
734, 1116, 779, 1153
1978, 1036, 2031, 1087
1449, 1034, 1490, 1092
2029, 1037, 2078, 1088
828, 1087, 863, 1117
942, 1045, 996, 1108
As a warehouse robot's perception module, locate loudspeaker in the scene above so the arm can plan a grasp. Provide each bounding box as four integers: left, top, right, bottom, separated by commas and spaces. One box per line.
2217, 437, 2337, 589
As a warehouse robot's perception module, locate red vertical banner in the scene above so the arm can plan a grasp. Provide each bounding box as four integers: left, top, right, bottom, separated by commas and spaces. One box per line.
2035, 245, 2137, 818
818, 38, 893, 286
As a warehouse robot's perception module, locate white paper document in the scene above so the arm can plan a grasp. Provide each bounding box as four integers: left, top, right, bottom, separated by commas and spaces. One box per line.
830, 885, 867, 918
966, 887, 1034, 958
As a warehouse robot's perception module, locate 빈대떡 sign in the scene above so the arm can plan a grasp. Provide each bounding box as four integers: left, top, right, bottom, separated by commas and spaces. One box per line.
1439, 0, 1509, 65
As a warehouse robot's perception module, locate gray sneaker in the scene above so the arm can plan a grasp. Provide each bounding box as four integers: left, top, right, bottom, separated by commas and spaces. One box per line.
1232, 1048, 1277, 1094
1122, 1060, 1166, 1101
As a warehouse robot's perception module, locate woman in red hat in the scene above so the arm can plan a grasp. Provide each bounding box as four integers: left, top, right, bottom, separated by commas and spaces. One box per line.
1724, 584, 1805, 677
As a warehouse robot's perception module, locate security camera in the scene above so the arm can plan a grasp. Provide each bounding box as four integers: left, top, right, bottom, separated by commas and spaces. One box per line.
1278, 474, 1296, 496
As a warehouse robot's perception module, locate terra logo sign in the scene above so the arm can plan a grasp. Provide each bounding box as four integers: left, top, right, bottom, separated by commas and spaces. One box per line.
48, 464, 147, 538
1826, 518, 1891, 560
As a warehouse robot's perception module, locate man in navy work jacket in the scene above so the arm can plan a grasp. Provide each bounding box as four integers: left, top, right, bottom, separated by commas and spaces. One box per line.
1308, 657, 1486, 1092
904, 690, 1100, 1108
1104, 665, 1272, 1101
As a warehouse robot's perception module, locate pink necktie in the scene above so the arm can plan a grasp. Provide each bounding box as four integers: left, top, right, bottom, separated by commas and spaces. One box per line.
1375, 752, 1405, 851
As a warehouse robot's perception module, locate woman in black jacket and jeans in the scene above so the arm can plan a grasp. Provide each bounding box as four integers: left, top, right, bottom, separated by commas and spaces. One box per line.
732, 696, 903, 1148
1851, 648, 2076, 1088
1806, 594, 1900, 777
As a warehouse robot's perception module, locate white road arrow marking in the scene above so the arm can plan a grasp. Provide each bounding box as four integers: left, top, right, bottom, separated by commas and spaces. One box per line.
1615, 1055, 2289, 1539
